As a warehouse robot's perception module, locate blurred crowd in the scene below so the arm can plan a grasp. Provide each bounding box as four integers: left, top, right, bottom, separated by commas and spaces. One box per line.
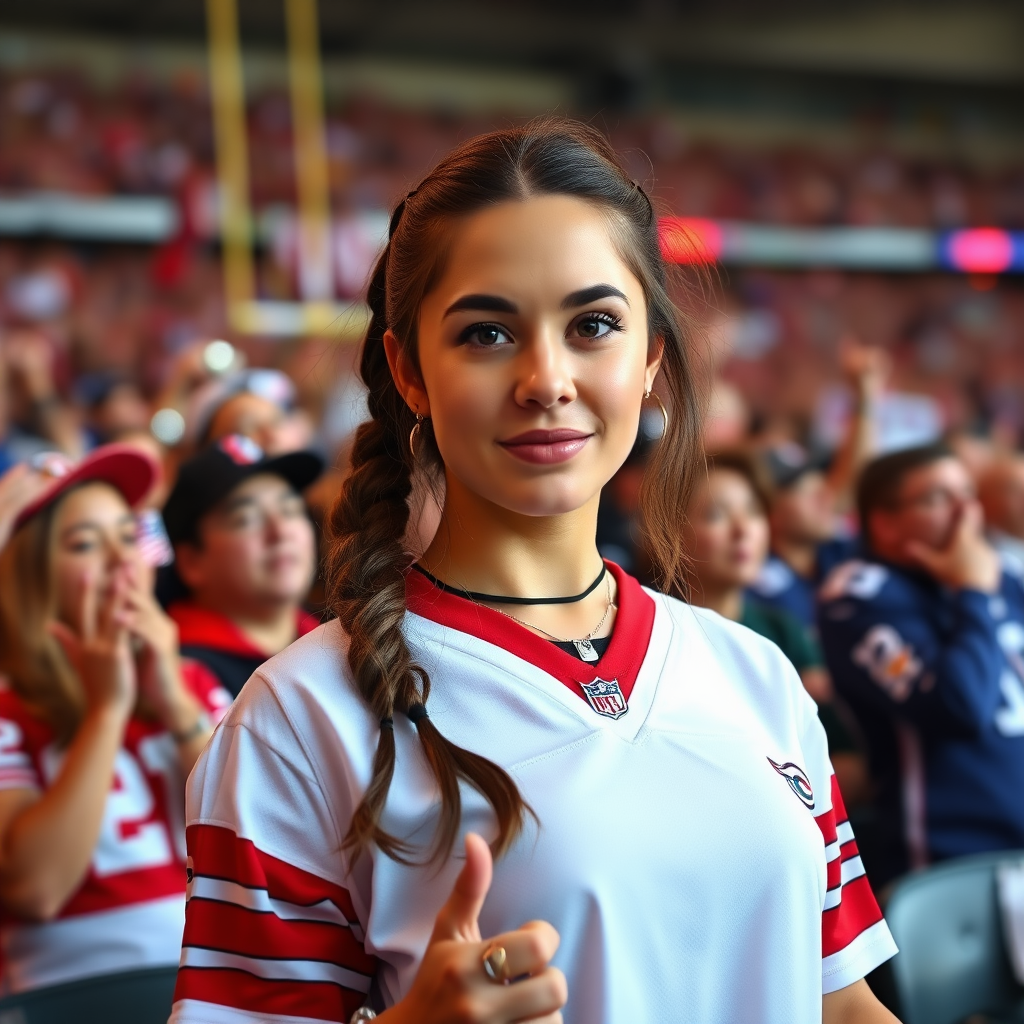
5, 68, 1024, 231
4, 58, 1024, 1005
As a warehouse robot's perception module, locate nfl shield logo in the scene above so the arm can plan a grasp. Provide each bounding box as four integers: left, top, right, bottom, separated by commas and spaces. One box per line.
580, 678, 628, 720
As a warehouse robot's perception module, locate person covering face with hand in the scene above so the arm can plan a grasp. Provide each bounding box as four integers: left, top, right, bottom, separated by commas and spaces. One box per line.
0, 445, 230, 994
819, 443, 1024, 888
171, 123, 898, 1024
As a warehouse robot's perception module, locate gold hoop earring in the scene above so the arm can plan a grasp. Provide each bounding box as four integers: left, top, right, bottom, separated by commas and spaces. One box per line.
644, 389, 669, 437
408, 412, 424, 459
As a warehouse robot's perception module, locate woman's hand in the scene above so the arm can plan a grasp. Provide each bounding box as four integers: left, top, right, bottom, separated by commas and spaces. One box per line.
383, 833, 567, 1024
48, 565, 137, 719
124, 565, 208, 742
125, 566, 182, 709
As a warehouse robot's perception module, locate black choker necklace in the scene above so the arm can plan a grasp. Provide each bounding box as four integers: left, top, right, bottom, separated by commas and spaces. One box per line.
413, 563, 607, 606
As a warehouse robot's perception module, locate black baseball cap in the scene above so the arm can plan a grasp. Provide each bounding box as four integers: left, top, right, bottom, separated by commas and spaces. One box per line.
162, 434, 324, 545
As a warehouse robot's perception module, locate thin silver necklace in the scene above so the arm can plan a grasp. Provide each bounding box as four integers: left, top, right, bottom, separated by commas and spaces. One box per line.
493, 574, 616, 663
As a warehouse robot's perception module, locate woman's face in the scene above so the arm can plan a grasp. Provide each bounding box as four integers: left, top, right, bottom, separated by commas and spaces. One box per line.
686, 469, 770, 590
389, 195, 662, 519
51, 482, 142, 625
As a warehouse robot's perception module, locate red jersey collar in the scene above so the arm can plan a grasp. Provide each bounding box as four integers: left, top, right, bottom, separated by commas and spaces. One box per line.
169, 602, 320, 658
405, 560, 655, 704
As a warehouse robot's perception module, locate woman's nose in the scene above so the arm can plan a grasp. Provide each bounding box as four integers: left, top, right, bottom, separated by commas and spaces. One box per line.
513, 333, 577, 409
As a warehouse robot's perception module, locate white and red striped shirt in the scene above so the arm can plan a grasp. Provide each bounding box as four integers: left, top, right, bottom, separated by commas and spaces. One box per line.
172, 564, 896, 1024
0, 662, 231, 994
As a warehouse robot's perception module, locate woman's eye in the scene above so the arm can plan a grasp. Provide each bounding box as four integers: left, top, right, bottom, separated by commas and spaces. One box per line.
574, 313, 622, 340
460, 323, 511, 348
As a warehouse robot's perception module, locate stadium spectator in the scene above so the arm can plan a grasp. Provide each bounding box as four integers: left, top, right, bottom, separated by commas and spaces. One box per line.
185, 368, 314, 456
1, 330, 83, 464
979, 454, 1024, 565
0, 445, 228, 993
749, 340, 888, 632
161, 435, 322, 696
683, 450, 868, 803
818, 443, 1024, 887
74, 371, 151, 448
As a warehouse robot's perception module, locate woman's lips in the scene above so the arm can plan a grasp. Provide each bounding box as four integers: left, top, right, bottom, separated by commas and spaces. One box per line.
497, 429, 593, 465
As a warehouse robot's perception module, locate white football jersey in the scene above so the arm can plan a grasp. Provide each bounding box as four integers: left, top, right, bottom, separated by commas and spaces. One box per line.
0, 662, 231, 994
171, 564, 895, 1024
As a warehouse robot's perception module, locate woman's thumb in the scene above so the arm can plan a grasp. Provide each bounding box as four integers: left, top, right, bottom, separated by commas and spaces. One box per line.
429, 833, 493, 945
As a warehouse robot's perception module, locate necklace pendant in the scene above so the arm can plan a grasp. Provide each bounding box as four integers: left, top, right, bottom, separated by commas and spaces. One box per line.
574, 638, 599, 662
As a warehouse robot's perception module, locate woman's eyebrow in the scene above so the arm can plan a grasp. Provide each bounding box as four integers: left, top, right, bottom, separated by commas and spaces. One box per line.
59, 522, 100, 541
561, 284, 629, 309
59, 512, 135, 541
443, 294, 519, 318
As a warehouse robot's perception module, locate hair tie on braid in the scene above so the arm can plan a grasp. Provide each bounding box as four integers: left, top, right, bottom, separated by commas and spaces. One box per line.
632, 180, 654, 224
380, 717, 394, 730
405, 702, 429, 726
388, 189, 420, 239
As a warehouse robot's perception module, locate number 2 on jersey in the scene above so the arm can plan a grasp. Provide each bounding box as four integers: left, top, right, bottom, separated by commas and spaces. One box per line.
41, 746, 176, 876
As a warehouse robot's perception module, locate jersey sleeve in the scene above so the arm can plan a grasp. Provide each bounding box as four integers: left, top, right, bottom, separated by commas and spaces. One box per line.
798, 678, 897, 993
816, 775, 896, 992
0, 690, 42, 792
170, 675, 379, 1024
180, 658, 233, 725
818, 560, 1007, 736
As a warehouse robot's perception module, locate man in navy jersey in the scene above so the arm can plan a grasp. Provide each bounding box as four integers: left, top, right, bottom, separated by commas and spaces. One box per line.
818, 443, 1024, 887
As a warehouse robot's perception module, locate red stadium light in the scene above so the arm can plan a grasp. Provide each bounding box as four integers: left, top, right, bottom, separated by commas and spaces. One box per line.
659, 217, 722, 264
945, 228, 1014, 274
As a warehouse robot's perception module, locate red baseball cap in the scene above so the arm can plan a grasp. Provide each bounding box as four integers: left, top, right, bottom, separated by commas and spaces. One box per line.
13, 444, 160, 533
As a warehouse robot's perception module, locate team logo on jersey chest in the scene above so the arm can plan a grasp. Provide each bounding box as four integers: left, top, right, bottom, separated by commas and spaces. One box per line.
580, 678, 628, 719
768, 757, 815, 809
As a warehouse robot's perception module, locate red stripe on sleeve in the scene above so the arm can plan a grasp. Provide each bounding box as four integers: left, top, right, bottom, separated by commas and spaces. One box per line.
186, 823, 359, 920
822, 874, 884, 956
814, 775, 886, 959
811, 806, 835, 847
183, 900, 377, 975
175, 966, 365, 1022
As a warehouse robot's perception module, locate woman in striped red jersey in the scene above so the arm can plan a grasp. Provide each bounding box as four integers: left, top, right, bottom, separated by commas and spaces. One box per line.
173, 122, 901, 1024
0, 446, 230, 994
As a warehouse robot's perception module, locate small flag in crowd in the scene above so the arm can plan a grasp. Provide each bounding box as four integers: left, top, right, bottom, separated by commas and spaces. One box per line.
136, 509, 174, 567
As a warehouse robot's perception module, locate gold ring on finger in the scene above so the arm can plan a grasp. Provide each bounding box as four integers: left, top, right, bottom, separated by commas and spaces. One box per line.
481, 943, 508, 984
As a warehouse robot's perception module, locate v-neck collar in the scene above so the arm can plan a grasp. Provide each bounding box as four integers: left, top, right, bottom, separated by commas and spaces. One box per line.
405, 560, 655, 707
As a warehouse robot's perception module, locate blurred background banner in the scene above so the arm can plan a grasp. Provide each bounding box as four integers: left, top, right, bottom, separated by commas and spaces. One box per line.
1, 0, 1024, 450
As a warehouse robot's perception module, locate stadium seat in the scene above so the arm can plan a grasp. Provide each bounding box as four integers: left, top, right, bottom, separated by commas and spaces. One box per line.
0, 965, 178, 1024
883, 851, 1024, 1024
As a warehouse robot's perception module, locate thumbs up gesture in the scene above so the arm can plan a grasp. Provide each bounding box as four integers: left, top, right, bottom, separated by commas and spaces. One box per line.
383, 833, 567, 1024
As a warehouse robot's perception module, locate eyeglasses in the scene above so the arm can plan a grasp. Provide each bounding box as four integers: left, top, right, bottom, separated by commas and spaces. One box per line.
894, 486, 976, 512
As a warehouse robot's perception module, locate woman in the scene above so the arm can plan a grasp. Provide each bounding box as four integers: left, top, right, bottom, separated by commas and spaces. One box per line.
0, 445, 229, 994
683, 450, 870, 806
172, 122, 899, 1024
